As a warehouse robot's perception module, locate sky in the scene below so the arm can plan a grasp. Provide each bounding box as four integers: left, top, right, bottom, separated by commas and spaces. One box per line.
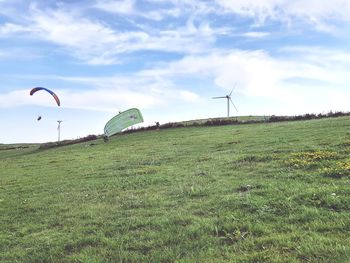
1, 0, 350, 143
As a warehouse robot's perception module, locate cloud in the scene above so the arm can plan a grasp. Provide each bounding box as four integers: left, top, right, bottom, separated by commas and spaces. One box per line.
94, 0, 218, 21
179, 90, 199, 102
0, 22, 32, 35
137, 46, 350, 112
0, 5, 221, 64
96, 0, 350, 30
28, 7, 123, 64
241, 31, 270, 38
0, 72, 201, 112
0, 88, 158, 111
59, 88, 160, 111
214, 0, 350, 29
0, 90, 29, 107
1, 0, 348, 65
94, 0, 136, 15
94, 0, 181, 21
55, 76, 200, 111
140, 50, 292, 98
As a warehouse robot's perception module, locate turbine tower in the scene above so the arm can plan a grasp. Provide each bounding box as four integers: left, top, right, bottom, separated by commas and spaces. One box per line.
57, 120, 63, 142
212, 87, 238, 117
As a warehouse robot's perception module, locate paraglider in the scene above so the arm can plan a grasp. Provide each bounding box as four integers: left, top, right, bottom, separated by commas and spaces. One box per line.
104, 108, 144, 139
30, 87, 60, 106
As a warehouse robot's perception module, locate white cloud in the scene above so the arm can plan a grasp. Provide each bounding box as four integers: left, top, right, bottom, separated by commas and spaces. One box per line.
2, 5, 220, 64
94, 0, 182, 21
0, 90, 28, 107
1, 0, 348, 65
0, 73, 201, 112
178, 90, 199, 102
0, 23, 31, 35
94, 0, 136, 15
95, 0, 216, 19
142, 0, 350, 31
60, 88, 160, 111
108, 0, 350, 30
0, 88, 158, 111
95, 0, 350, 28
136, 47, 350, 114
214, 0, 350, 29
215, 0, 281, 23
28, 7, 122, 64
242, 31, 270, 38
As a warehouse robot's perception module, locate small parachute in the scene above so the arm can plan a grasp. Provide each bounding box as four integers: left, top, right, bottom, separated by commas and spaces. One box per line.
30, 87, 60, 106
104, 108, 144, 137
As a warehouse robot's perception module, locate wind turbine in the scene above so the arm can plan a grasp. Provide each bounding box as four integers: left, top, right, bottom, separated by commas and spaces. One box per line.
57, 120, 63, 142
212, 87, 238, 117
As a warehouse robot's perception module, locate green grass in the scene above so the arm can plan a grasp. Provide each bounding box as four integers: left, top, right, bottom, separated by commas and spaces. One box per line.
1, 117, 350, 262
177, 115, 268, 126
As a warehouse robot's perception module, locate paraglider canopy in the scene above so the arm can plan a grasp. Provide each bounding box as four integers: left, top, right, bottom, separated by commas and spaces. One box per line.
30, 87, 60, 106
104, 108, 144, 137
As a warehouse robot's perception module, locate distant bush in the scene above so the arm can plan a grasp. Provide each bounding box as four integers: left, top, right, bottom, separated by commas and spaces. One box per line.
204, 118, 239, 126
160, 122, 184, 129
39, 135, 98, 150
39, 142, 58, 150
269, 111, 350, 123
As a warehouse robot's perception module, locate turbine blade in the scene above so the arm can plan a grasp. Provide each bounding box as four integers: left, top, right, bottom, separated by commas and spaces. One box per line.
229, 82, 238, 97
212, 96, 226, 99
230, 98, 238, 112
229, 89, 233, 97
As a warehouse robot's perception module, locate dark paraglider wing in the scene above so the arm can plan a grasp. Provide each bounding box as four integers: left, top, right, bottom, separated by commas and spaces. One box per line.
30, 87, 60, 106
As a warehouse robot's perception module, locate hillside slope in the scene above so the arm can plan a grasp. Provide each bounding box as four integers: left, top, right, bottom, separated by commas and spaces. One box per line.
1, 117, 350, 262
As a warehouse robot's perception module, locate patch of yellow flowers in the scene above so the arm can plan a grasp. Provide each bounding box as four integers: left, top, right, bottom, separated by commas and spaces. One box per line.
287, 150, 350, 178
287, 151, 337, 168
321, 161, 350, 178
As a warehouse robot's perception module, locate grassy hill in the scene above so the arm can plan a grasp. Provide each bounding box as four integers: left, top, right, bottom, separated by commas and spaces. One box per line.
1, 116, 350, 262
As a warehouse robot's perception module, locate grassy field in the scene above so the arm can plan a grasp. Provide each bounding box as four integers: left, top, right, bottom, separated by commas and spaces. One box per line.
1, 116, 350, 262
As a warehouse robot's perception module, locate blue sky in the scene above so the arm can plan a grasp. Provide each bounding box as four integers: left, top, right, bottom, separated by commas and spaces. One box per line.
1, 0, 350, 143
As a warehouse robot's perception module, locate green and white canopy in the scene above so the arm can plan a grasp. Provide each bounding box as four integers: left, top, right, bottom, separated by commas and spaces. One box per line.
104, 108, 144, 137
